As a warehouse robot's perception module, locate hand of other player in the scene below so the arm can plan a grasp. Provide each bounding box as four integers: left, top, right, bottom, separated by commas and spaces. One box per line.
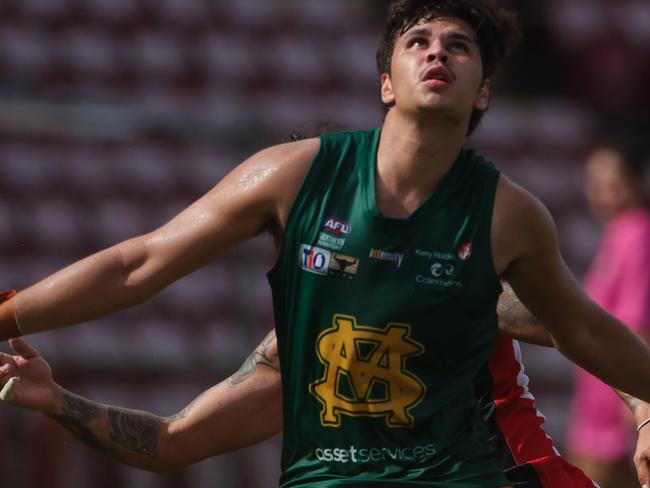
0, 338, 59, 413
635, 421, 650, 488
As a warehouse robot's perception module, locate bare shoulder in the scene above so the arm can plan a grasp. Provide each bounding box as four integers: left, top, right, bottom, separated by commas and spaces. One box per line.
225, 137, 320, 208
193, 137, 320, 236
491, 174, 559, 276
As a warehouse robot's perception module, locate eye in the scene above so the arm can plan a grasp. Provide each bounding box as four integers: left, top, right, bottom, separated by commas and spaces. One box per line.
449, 41, 469, 53
407, 37, 428, 49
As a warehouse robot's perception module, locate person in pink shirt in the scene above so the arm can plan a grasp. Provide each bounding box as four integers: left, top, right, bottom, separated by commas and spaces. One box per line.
568, 138, 650, 488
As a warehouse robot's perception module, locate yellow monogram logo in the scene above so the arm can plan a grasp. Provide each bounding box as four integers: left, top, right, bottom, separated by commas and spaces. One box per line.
310, 314, 426, 428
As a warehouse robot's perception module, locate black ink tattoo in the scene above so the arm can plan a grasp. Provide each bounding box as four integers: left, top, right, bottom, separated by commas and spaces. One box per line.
617, 390, 642, 414
167, 390, 209, 421
497, 286, 537, 331
50, 392, 109, 455
107, 407, 161, 458
229, 330, 280, 386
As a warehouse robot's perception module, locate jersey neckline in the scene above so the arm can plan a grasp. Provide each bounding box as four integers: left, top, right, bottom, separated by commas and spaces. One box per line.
364, 128, 468, 224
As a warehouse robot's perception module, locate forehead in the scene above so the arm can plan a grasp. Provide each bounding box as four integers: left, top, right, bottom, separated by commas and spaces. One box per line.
586, 149, 625, 175
399, 16, 479, 42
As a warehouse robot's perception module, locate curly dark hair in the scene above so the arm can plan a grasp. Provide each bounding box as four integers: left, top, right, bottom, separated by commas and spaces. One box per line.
376, 0, 521, 135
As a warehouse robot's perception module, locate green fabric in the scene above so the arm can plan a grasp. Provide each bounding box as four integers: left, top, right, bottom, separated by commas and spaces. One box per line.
268, 129, 506, 487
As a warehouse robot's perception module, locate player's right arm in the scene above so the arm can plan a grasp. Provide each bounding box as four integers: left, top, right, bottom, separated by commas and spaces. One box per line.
0, 331, 282, 472
0, 140, 319, 340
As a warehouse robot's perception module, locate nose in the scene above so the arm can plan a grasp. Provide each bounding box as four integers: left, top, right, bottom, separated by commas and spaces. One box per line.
426, 42, 448, 64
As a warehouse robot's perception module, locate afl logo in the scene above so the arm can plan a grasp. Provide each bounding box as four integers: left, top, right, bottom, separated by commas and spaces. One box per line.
323, 217, 351, 236
457, 243, 472, 261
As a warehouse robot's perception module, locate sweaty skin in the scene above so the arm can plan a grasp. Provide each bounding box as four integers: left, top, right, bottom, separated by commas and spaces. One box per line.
3, 14, 650, 487
3, 296, 650, 485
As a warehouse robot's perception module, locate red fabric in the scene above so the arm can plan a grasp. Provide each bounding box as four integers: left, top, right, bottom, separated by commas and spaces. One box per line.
488, 336, 596, 487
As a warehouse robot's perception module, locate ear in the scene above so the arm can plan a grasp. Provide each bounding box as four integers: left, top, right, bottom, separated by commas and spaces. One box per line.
474, 78, 491, 111
380, 72, 395, 106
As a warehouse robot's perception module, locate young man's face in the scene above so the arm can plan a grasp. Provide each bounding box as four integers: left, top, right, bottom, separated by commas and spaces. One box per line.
381, 16, 490, 125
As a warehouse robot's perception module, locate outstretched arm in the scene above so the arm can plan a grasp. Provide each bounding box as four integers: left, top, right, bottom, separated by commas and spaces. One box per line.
0, 331, 282, 472
0, 139, 318, 340
493, 176, 650, 405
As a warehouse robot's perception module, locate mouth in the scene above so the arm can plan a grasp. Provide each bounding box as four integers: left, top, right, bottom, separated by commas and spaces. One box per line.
422, 66, 453, 87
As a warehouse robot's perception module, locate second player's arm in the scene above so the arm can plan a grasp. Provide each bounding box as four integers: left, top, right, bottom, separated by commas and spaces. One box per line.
2, 331, 282, 472
6, 140, 318, 337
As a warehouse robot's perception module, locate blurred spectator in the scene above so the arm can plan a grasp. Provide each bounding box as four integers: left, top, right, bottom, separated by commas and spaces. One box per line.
567, 137, 650, 488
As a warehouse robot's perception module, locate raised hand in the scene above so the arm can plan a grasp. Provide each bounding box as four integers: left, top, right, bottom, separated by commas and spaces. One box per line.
0, 338, 59, 413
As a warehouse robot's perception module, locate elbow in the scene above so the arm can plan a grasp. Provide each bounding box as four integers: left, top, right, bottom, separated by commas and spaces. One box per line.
114, 238, 163, 306
154, 423, 195, 473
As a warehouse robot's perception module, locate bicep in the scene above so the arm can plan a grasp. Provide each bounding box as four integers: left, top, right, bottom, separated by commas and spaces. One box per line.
125, 140, 319, 291
496, 282, 554, 347
162, 369, 282, 466
162, 329, 282, 465
498, 185, 596, 343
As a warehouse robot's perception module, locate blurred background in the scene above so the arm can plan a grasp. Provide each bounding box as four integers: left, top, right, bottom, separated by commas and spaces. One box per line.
0, 0, 649, 486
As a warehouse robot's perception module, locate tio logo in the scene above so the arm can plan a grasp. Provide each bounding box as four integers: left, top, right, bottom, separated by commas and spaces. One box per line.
323, 217, 352, 236
300, 245, 331, 275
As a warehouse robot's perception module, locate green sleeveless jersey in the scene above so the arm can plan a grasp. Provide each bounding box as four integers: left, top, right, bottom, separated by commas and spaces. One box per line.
268, 129, 507, 487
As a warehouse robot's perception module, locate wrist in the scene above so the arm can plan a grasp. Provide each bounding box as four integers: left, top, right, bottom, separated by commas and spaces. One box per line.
45, 383, 66, 416
635, 404, 650, 425
638, 416, 650, 433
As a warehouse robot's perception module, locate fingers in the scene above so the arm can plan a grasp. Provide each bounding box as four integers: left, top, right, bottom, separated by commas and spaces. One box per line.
0, 377, 20, 403
8, 337, 40, 360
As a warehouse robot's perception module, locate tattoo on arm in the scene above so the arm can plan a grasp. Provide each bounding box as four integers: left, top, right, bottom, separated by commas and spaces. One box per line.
50, 392, 109, 455
617, 389, 642, 415
51, 391, 162, 458
497, 286, 539, 332
229, 330, 280, 386
107, 407, 161, 457
167, 390, 209, 421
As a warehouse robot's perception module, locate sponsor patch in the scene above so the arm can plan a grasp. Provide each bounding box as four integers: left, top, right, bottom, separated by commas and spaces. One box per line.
323, 217, 352, 236
317, 232, 346, 251
300, 245, 331, 275
328, 253, 359, 279
415, 260, 462, 288
369, 248, 404, 268
457, 243, 472, 261
414, 249, 455, 261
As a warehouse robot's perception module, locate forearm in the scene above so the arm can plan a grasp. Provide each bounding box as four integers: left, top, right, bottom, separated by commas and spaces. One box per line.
48, 386, 176, 473
556, 311, 650, 404
15, 238, 156, 335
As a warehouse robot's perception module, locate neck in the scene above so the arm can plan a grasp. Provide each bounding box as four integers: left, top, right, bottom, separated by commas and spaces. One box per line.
375, 109, 468, 218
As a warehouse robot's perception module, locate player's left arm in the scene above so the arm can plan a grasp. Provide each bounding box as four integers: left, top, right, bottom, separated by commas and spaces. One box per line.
493, 176, 650, 404
497, 282, 553, 347
498, 281, 650, 485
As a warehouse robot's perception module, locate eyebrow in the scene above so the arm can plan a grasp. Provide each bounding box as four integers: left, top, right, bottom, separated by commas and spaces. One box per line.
403, 28, 478, 46
447, 32, 478, 46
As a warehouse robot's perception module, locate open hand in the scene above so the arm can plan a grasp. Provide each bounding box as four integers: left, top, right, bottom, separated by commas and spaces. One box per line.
0, 338, 58, 413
